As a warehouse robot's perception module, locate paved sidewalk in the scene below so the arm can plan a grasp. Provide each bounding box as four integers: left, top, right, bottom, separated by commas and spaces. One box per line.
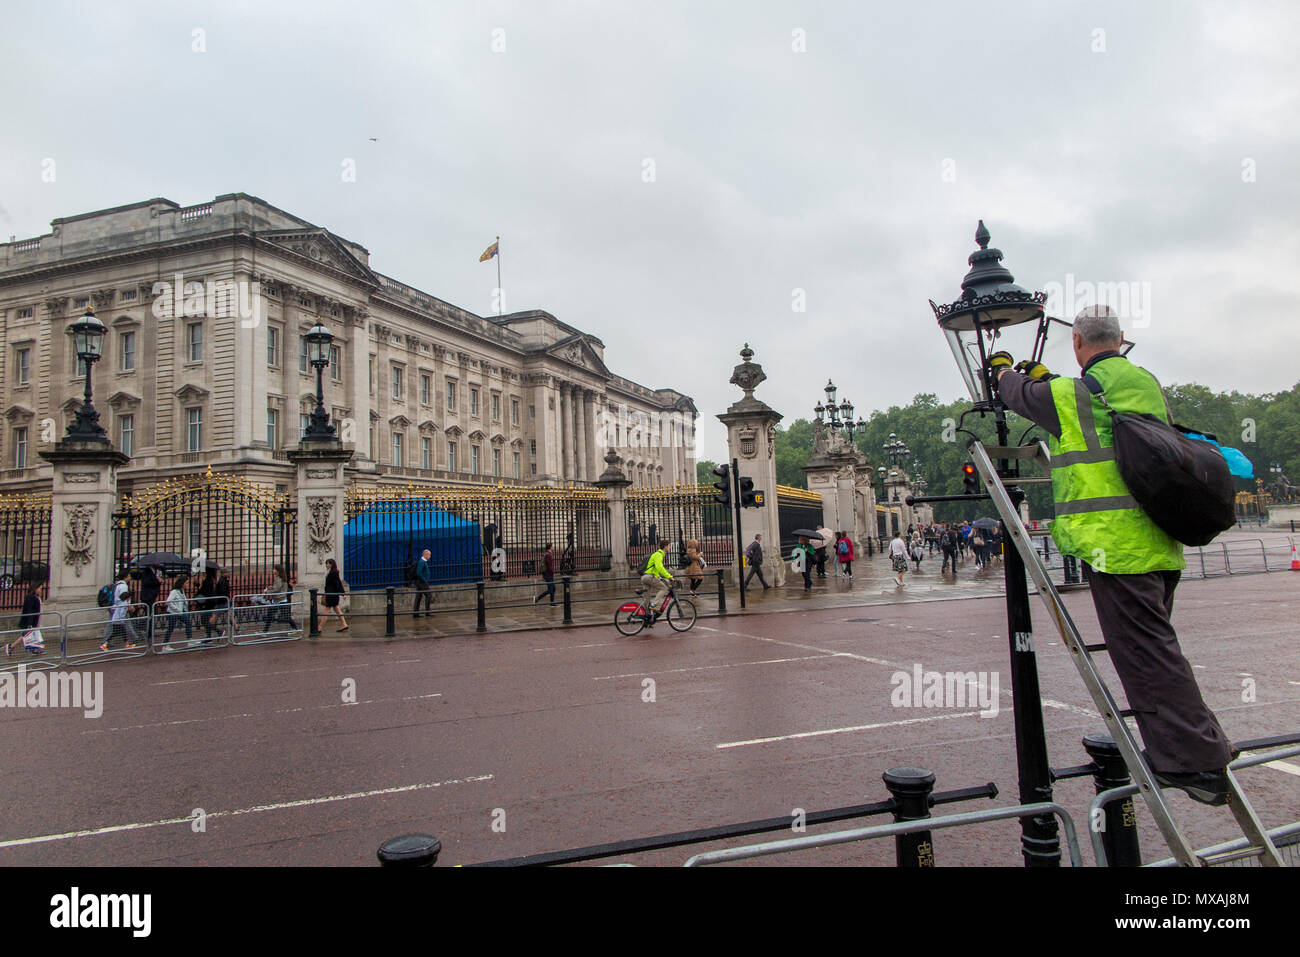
312, 551, 1012, 641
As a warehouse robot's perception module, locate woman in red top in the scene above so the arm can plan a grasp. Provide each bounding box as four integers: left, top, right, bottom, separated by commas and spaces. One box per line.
835, 531, 855, 579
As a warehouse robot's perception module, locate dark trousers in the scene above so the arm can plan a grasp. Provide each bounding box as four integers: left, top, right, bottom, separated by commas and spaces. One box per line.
413, 584, 432, 615
1086, 566, 1232, 773
814, 548, 827, 577
941, 549, 956, 574
744, 565, 768, 589
536, 577, 556, 603
802, 567, 812, 590
689, 577, 703, 593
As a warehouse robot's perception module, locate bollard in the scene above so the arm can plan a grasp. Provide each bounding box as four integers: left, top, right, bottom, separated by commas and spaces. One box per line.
377, 833, 441, 867
716, 568, 727, 615
476, 581, 487, 633
385, 587, 396, 637
882, 766, 936, 867
562, 576, 573, 624
1082, 733, 1141, 867
866, 537, 873, 557
308, 588, 320, 637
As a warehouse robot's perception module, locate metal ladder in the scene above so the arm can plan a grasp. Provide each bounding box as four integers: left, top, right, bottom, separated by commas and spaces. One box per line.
971, 440, 1284, 867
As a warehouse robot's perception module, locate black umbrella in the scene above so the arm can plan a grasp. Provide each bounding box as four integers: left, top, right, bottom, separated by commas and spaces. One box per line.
971, 517, 1000, 532
790, 528, 822, 539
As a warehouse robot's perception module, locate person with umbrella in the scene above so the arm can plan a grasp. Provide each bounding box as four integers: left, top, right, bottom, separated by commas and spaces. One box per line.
139, 562, 163, 641
790, 530, 819, 592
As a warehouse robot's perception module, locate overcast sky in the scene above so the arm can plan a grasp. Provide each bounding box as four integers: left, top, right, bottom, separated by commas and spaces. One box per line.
2, 0, 1297, 462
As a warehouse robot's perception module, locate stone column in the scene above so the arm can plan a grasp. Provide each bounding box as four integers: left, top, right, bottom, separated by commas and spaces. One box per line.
287, 437, 354, 601
575, 389, 588, 483
40, 441, 130, 614
559, 385, 572, 481
717, 345, 785, 587
595, 449, 632, 579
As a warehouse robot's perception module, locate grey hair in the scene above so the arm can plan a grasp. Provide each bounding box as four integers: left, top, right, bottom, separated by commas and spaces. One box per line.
1074, 305, 1122, 346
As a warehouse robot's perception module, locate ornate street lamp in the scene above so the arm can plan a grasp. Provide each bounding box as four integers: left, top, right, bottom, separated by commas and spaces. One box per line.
64, 306, 109, 443
302, 320, 337, 441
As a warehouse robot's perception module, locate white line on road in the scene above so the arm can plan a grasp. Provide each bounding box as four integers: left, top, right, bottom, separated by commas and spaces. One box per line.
716, 711, 981, 749
594, 654, 835, 680
151, 662, 373, 686
0, 774, 494, 850
533, 641, 622, 651
82, 693, 442, 733
1265, 760, 1300, 777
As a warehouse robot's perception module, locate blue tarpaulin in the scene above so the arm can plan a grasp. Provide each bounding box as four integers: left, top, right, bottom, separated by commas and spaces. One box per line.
343, 502, 482, 589
1185, 431, 1254, 479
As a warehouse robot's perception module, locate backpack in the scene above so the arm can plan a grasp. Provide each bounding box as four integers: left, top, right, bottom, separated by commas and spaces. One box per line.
1082, 375, 1235, 546
404, 559, 418, 586
837, 540, 849, 556
97, 583, 114, 607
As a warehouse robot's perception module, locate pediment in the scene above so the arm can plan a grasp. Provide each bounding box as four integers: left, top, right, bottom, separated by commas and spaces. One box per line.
59, 397, 82, 414
468, 429, 487, 442
444, 425, 464, 437
490, 433, 506, 446
388, 414, 412, 429
261, 228, 379, 284
174, 383, 209, 402
544, 334, 610, 377
417, 419, 439, 433
5, 403, 36, 423
107, 390, 142, 410
509, 437, 524, 449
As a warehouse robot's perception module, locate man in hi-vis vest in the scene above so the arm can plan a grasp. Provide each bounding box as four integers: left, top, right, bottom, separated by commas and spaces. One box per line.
993, 305, 1233, 806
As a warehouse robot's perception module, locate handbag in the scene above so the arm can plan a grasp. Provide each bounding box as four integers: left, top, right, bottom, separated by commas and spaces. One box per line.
339, 581, 351, 612
21, 628, 44, 651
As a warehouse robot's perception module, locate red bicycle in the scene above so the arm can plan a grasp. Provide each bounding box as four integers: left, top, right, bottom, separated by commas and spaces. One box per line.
613, 581, 696, 636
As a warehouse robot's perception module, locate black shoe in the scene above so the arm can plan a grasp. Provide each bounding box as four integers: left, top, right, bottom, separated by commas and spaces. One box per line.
1151, 768, 1229, 806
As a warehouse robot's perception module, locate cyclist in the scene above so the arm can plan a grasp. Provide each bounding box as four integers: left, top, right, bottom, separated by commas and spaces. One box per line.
639, 538, 674, 627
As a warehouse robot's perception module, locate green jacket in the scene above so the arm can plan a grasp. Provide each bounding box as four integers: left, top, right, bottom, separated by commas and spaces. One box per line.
1047, 356, 1184, 574
644, 549, 672, 580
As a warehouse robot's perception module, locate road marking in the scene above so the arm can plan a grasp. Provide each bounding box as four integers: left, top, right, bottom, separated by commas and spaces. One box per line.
0, 773, 494, 850
594, 654, 834, 680
533, 640, 622, 651
1265, 760, 1300, 778
82, 693, 442, 733
716, 711, 981, 749
152, 663, 372, 686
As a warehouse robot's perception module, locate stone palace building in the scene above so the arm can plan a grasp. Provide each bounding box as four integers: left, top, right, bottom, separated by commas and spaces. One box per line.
0, 193, 697, 497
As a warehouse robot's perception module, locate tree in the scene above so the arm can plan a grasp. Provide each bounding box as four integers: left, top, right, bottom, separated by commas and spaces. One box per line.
695, 459, 717, 486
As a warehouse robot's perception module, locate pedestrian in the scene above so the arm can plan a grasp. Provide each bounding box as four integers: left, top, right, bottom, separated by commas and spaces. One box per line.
262, 564, 298, 632
836, 531, 854, 579
939, 524, 958, 577
992, 304, 1234, 804
197, 566, 218, 640
794, 536, 815, 591
925, 525, 937, 555
910, 529, 924, 572
99, 575, 142, 651
413, 548, 434, 618
813, 524, 831, 578
684, 538, 704, 597
4, 579, 44, 657
889, 530, 908, 587
140, 562, 163, 640
533, 543, 557, 605
159, 575, 193, 649
211, 565, 231, 642
743, 533, 770, 591
971, 526, 986, 568
321, 558, 348, 631
639, 538, 674, 626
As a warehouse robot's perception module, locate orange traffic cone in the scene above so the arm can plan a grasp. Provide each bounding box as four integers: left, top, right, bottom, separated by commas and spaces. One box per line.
1291, 542, 1300, 571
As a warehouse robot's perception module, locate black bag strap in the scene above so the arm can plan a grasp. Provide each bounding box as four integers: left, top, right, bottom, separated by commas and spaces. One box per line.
1080, 373, 1112, 410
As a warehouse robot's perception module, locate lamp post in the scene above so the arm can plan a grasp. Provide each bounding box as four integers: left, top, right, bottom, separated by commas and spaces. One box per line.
924, 221, 1059, 867
302, 321, 337, 441
63, 307, 110, 444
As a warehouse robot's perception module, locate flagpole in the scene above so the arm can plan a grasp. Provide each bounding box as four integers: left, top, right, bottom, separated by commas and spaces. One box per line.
496, 235, 502, 316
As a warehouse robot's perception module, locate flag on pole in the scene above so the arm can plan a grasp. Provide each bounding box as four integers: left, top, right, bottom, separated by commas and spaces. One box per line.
479, 241, 499, 262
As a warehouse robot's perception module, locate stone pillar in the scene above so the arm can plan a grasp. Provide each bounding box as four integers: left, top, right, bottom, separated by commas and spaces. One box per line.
717, 345, 785, 587
559, 385, 572, 480
40, 441, 130, 613
583, 391, 598, 482
287, 438, 354, 598
595, 449, 632, 579
575, 389, 588, 483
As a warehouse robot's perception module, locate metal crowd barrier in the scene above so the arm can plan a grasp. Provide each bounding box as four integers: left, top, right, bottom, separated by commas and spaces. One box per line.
227, 591, 306, 647
63, 605, 151, 666
0, 610, 62, 673
680, 802, 1084, 867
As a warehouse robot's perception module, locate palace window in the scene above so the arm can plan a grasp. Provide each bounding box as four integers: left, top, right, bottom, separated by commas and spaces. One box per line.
491, 393, 500, 421
422, 437, 432, 470
17, 307, 33, 319
492, 448, 501, 477
120, 331, 136, 372
186, 408, 203, 452
266, 409, 278, 449
392, 365, 404, 400
392, 431, 404, 467
470, 388, 479, 416
512, 452, 520, 479
187, 323, 203, 362
511, 399, 519, 426
447, 441, 457, 472
120, 289, 137, 302
299, 336, 309, 374
13, 427, 28, 468
15, 347, 30, 386
267, 326, 280, 367
420, 374, 431, 406
446, 380, 457, 413
329, 345, 341, 382
119, 415, 135, 457
300, 413, 310, 438
472, 445, 480, 475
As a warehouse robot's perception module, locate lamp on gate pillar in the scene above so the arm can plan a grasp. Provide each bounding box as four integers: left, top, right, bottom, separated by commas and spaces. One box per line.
814, 381, 865, 441
927, 220, 1059, 867
303, 320, 337, 441
64, 306, 109, 444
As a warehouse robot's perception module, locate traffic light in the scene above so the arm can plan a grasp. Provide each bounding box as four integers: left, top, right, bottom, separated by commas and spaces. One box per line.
712, 463, 732, 508
739, 476, 764, 508
962, 461, 979, 494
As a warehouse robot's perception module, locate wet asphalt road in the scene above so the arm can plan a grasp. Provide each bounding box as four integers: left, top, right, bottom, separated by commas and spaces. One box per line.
1, 571, 1297, 867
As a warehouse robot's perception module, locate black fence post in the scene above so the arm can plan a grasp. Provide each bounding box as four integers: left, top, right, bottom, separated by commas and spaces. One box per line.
308, 588, 320, 637
1063, 554, 1080, 584
1082, 733, 1141, 867
385, 587, 396, 637
883, 766, 936, 867
562, 576, 573, 624
716, 568, 727, 615
477, 581, 487, 633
